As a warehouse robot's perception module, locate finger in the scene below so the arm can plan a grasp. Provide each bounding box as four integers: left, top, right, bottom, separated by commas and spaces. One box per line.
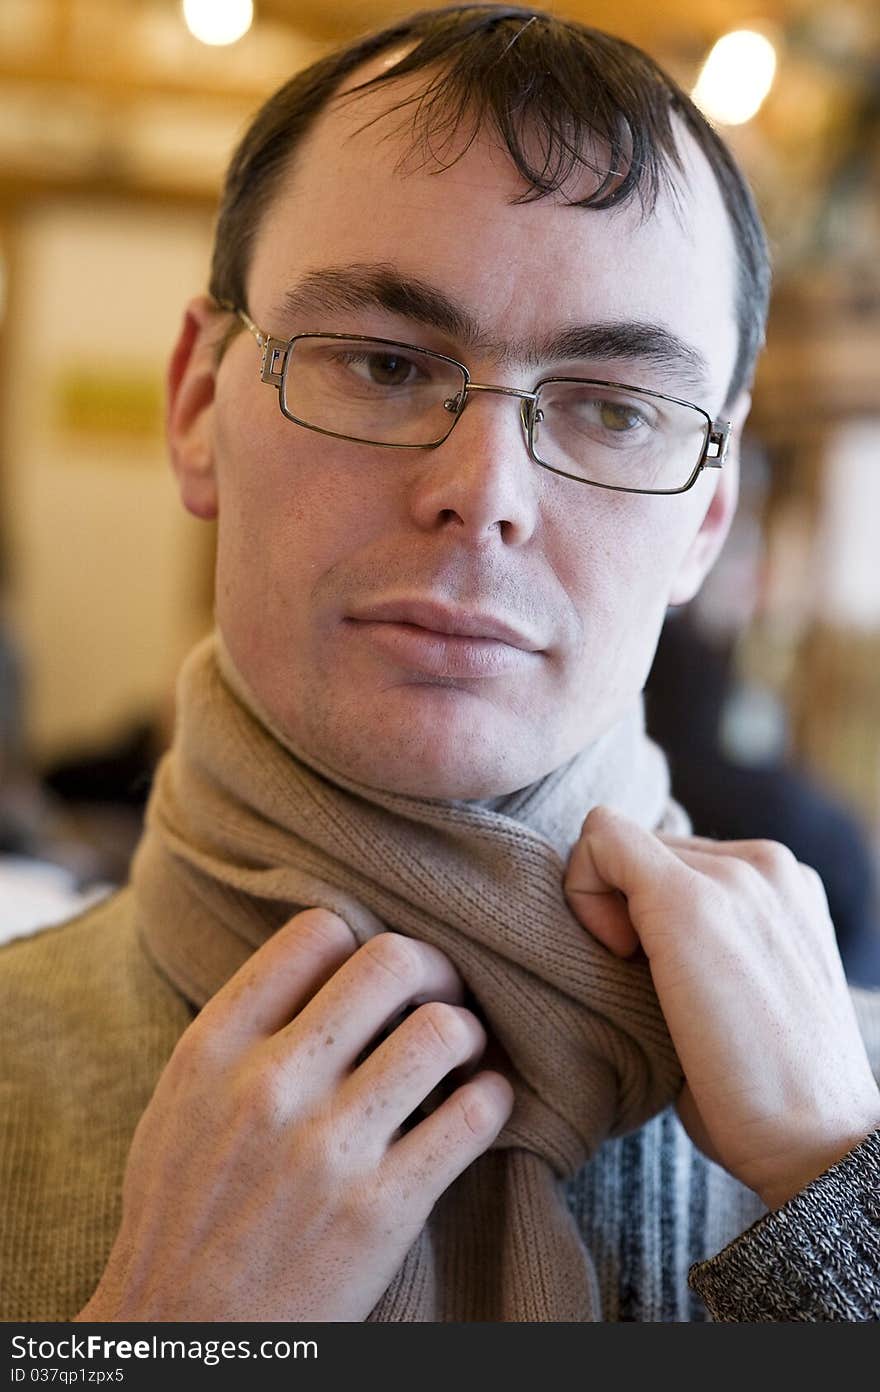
269, 932, 465, 1087
655, 831, 762, 853
657, 832, 808, 882
567, 804, 693, 902
565, 813, 617, 895
578, 811, 814, 891
566, 806, 697, 957
656, 834, 828, 913
339, 1001, 488, 1142
564, 808, 657, 954
564, 882, 640, 958
196, 907, 358, 1047
594, 835, 835, 966
384, 1070, 514, 1211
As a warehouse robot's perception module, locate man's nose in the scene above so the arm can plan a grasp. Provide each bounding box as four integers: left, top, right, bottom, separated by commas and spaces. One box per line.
405, 393, 542, 545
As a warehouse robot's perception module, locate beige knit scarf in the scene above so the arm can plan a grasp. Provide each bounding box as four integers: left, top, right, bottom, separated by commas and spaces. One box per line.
132, 632, 685, 1321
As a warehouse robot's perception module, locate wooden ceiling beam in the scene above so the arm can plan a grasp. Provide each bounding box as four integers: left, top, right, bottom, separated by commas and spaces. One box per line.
0, 54, 274, 105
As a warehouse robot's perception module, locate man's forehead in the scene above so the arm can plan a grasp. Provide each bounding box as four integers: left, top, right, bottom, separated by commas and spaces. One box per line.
325, 59, 664, 210
264, 57, 728, 270
248, 64, 739, 399
328, 51, 710, 208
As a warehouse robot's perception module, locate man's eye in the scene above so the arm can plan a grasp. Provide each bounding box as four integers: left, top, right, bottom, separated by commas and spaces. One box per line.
330, 350, 424, 388
364, 353, 416, 387
597, 400, 647, 432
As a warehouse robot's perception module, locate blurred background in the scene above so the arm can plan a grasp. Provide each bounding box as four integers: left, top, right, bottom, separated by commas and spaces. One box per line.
0, 0, 878, 978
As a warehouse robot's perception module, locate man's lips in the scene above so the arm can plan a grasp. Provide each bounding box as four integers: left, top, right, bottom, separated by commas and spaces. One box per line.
348, 598, 543, 649
346, 598, 544, 679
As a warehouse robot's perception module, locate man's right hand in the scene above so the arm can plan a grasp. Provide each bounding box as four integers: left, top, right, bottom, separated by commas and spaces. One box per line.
74, 909, 513, 1322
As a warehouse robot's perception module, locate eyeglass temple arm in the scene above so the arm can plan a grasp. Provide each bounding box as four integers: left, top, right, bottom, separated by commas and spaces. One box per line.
704, 421, 731, 467
216, 299, 288, 388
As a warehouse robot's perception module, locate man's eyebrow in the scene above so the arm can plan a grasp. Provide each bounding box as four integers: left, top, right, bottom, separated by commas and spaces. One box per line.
275, 265, 480, 345
536, 324, 710, 393
273, 264, 711, 392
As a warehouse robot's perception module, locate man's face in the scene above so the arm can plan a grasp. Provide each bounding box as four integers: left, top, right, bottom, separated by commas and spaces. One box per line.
170, 78, 746, 798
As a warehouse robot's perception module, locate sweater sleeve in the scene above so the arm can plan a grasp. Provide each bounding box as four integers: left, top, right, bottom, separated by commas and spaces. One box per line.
688, 1128, 880, 1321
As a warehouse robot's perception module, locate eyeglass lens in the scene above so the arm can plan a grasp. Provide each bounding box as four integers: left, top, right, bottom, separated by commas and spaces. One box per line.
280, 336, 708, 490
282, 338, 464, 447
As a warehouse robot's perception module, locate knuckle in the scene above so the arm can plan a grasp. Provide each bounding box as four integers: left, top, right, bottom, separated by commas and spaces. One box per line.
413, 1001, 479, 1058
338, 1181, 395, 1241
745, 838, 797, 877
712, 856, 753, 893
287, 906, 357, 955
360, 932, 423, 990
455, 1078, 506, 1139
154, 1026, 232, 1134
164, 1018, 221, 1085
233, 1063, 288, 1127
290, 1109, 349, 1180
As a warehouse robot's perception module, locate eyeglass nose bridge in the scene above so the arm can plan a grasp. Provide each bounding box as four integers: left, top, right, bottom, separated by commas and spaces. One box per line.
442, 381, 544, 438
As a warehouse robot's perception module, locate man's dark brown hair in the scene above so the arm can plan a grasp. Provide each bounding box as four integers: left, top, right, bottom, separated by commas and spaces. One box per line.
209, 3, 770, 408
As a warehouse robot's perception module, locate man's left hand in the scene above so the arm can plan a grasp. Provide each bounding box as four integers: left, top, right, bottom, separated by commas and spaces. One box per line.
564, 806, 880, 1210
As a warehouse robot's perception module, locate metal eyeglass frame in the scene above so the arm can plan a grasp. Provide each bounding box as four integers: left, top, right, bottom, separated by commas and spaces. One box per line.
219, 301, 731, 495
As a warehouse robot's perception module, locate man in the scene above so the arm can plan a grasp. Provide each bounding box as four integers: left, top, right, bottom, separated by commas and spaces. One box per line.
3, 4, 879, 1323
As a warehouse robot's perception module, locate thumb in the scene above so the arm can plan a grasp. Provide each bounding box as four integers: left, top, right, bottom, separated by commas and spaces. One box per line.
564, 806, 687, 958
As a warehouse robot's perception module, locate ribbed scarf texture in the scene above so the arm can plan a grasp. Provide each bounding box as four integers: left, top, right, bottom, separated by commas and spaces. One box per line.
132, 632, 688, 1321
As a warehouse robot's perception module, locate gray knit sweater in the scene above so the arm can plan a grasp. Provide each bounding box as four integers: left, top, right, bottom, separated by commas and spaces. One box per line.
2, 889, 879, 1322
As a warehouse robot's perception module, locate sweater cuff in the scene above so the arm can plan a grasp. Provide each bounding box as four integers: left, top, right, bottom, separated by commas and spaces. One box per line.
688, 1129, 880, 1321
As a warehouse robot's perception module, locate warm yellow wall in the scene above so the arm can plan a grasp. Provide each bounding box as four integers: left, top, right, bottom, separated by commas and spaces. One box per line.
3, 197, 216, 762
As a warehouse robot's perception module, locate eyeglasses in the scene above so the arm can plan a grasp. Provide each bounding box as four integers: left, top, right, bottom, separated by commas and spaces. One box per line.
221, 302, 731, 495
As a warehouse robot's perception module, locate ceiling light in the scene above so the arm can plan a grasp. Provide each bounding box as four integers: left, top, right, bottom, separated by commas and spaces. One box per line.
182, 0, 254, 48
692, 30, 778, 126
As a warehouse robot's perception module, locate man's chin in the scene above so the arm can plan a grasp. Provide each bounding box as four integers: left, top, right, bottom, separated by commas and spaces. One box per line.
315, 703, 549, 800
350, 758, 538, 801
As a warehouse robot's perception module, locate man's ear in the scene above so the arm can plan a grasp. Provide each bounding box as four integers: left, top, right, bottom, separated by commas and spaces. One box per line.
667, 390, 751, 607
166, 295, 227, 521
